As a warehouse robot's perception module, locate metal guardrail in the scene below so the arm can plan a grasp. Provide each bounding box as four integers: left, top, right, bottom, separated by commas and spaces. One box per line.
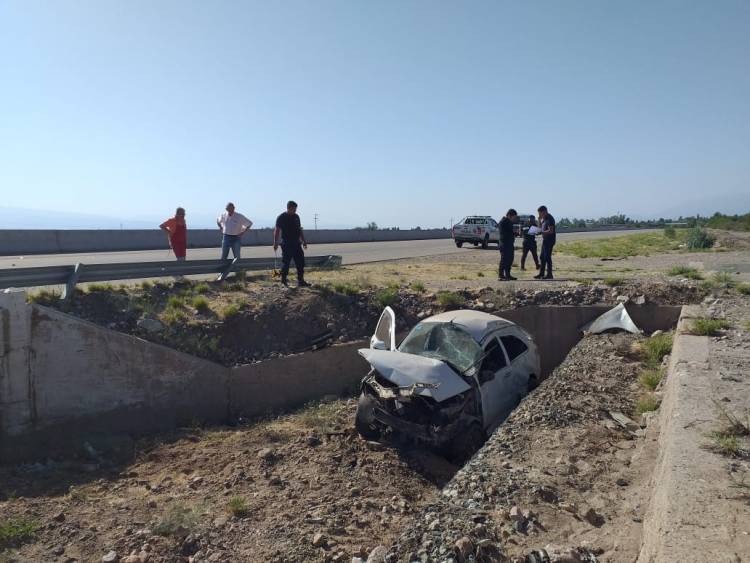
0, 255, 342, 299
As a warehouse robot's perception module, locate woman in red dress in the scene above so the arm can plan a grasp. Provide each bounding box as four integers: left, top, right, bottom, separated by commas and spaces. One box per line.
159, 207, 187, 260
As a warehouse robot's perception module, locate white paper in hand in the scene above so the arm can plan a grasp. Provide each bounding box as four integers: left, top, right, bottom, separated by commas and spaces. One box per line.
527, 225, 542, 235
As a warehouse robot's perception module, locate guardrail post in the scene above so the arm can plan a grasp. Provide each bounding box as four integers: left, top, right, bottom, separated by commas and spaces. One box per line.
62, 263, 83, 301
217, 258, 239, 282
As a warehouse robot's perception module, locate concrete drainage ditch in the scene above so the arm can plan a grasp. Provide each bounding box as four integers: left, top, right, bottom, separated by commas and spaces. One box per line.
0, 288, 682, 562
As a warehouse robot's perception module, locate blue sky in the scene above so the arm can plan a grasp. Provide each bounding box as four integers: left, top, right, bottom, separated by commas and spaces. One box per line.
1, 0, 749, 228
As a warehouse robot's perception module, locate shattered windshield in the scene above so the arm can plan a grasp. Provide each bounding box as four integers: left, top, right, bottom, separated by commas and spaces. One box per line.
398, 322, 482, 373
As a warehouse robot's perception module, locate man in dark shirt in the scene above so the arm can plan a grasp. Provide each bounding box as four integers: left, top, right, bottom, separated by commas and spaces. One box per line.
498, 209, 518, 281
534, 205, 556, 280
273, 200, 310, 287
520, 215, 540, 271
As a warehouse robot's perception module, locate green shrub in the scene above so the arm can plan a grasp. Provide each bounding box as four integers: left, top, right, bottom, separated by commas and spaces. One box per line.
154, 504, 200, 537
222, 304, 241, 319
0, 518, 39, 549
167, 295, 186, 309
685, 227, 715, 250
711, 271, 736, 288
689, 318, 731, 336
642, 333, 673, 367
436, 291, 465, 308
140, 281, 153, 290
710, 432, 740, 457
87, 283, 113, 292
410, 281, 426, 293
26, 289, 60, 303
636, 395, 660, 415
332, 282, 360, 296
194, 283, 210, 294
663, 225, 676, 239
737, 283, 750, 295
639, 368, 664, 391
191, 296, 210, 313
228, 496, 250, 518
604, 277, 624, 287
373, 285, 399, 308
667, 266, 703, 280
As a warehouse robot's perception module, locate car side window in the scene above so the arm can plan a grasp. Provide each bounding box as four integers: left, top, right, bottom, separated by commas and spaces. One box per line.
500, 335, 528, 363
478, 338, 507, 384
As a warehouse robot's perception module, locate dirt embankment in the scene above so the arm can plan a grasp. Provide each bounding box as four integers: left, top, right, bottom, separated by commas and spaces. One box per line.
0, 401, 458, 563
389, 333, 666, 563
32, 278, 703, 367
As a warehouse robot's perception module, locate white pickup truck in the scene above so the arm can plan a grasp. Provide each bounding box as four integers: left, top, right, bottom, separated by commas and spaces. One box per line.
451, 216, 499, 248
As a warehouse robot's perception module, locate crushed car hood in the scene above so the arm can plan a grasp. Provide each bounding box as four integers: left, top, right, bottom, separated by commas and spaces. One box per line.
358, 349, 472, 403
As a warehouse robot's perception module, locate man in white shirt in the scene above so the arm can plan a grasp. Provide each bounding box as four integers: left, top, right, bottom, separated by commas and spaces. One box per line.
217, 202, 253, 259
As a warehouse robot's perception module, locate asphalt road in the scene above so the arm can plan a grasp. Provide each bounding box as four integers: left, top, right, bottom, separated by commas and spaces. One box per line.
0, 230, 656, 269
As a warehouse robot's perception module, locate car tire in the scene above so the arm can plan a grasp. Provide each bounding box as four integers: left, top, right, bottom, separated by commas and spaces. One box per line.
455, 241, 463, 248
444, 422, 486, 463
355, 392, 382, 441
481, 234, 489, 249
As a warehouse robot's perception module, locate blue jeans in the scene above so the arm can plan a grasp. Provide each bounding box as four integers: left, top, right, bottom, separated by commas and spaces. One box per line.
221, 234, 242, 260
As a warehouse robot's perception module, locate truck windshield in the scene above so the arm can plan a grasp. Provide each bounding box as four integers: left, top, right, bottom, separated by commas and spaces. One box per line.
398, 322, 482, 373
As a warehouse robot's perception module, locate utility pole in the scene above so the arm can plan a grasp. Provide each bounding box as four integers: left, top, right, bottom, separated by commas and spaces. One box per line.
314, 213, 319, 230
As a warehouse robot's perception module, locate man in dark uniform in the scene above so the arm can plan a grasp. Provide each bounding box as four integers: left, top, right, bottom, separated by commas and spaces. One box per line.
498, 209, 518, 281
273, 201, 311, 287
520, 215, 540, 271
535, 205, 556, 280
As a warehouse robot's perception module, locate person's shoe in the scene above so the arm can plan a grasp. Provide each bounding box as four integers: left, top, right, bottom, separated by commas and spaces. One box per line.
533, 274, 544, 279
298, 280, 312, 288
281, 279, 289, 287
506, 275, 517, 281
543, 274, 554, 280
498, 276, 508, 281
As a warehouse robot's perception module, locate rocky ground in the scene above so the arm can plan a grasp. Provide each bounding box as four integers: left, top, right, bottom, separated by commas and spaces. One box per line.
387, 331, 668, 563
0, 400, 458, 563
7, 233, 748, 563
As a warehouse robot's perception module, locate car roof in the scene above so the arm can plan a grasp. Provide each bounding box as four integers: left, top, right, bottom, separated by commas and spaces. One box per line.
422, 309, 517, 342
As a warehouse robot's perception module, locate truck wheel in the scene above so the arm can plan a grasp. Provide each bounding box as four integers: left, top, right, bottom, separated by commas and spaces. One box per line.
355, 393, 382, 441
455, 241, 463, 248
473, 241, 479, 247
481, 234, 489, 249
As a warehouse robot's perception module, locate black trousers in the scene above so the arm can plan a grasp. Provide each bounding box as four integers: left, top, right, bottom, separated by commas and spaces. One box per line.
281, 243, 305, 282
539, 239, 555, 277
499, 242, 514, 278
521, 240, 539, 269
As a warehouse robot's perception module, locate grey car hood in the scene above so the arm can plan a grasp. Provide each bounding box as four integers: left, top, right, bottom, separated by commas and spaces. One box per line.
358, 349, 472, 403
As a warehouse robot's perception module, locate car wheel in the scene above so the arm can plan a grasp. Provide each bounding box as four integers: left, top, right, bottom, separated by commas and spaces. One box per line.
444, 422, 486, 463
355, 393, 382, 441
455, 241, 463, 248
481, 234, 489, 249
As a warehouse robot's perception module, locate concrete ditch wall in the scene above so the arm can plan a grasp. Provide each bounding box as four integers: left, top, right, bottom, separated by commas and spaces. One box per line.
499, 304, 681, 376
637, 305, 750, 562
0, 289, 371, 463
0, 290, 680, 463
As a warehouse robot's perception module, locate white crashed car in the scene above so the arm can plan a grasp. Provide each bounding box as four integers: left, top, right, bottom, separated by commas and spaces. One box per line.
356, 307, 540, 457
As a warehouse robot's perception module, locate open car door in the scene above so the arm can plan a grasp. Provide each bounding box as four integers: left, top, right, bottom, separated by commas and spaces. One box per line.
370, 306, 396, 351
